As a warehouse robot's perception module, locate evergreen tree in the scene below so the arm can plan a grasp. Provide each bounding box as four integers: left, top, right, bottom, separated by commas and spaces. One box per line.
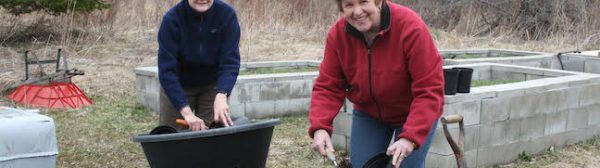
0, 0, 110, 15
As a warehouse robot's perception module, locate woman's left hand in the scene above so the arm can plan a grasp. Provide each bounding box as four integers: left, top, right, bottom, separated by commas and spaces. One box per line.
214, 93, 234, 127
386, 138, 416, 168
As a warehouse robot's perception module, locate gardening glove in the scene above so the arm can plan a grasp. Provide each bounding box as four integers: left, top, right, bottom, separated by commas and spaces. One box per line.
214, 93, 234, 127
312, 129, 334, 156
180, 106, 208, 131
386, 138, 416, 168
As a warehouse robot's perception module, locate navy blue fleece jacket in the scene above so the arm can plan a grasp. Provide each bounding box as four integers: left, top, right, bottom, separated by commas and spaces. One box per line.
158, 0, 240, 111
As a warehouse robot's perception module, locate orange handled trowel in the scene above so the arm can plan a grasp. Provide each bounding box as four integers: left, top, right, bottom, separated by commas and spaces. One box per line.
175, 119, 189, 127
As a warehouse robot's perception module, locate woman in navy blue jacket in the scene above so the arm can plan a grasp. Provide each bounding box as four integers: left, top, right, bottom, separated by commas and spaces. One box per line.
158, 0, 240, 131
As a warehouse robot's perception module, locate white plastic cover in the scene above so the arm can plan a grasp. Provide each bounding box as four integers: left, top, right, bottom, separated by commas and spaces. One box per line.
0, 107, 57, 168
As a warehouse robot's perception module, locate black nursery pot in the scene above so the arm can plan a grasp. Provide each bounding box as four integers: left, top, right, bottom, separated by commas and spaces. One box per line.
443, 68, 460, 95
362, 153, 392, 168
453, 67, 474, 93
133, 119, 280, 168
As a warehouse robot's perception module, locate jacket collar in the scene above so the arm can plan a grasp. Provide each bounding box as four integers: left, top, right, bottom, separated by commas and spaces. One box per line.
184, 0, 214, 18
345, 1, 391, 39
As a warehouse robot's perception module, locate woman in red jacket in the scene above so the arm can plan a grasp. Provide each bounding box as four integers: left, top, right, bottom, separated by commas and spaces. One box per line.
308, 0, 444, 167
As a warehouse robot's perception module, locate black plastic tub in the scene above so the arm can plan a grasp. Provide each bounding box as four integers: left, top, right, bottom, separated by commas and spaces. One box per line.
133, 119, 280, 168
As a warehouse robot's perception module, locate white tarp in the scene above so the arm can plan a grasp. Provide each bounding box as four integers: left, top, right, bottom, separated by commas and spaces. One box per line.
0, 107, 57, 168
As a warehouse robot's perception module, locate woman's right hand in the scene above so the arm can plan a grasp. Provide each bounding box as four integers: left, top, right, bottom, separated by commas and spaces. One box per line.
312, 129, 334, 156
180, 106, 208, 131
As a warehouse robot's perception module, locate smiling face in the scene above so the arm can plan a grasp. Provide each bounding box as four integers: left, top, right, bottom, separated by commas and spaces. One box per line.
340, 0, 382, 34
188, 0, 214, 13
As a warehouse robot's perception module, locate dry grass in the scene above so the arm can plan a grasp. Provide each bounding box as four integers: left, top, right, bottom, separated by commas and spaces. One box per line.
496, 137, 600, 168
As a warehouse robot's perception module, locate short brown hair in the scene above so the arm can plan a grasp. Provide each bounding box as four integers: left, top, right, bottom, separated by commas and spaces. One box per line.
335, 0, 384, 12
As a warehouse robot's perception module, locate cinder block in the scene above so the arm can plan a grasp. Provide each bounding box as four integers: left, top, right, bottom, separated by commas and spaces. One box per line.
236, 83, 261, 102
566, 108, 589, 131
288, 80, 312, 99
515, 60, 541, 68
494, 85, 526, 98
464, 150, 478, 168
539, 57, 553, 68
545, 111, 567, 135
429, 125, 479, 155
425, 153, 455, 168
441, 100, 480, 127
520, 137, 552, 158
478, 119, 521, 148
562, 57, 585, 72
331, 133, 349, 151
332, 111, 353, 137
480, 97, 510, 124
244, 101, 275, 119
578, 85, 594, 106
525, 74, 545, 80
475, 68, 491, 81
430, 151, 471, 168
557, 87, 581, 112
476, 142, 522, 167
543, 132, 569, 149
563, 127, 593, 145
588, 103, 600, 126
491, 70, 526, 81
260, 82, 290, 101
579, 85, 600, 106
519, 116, 546, 140
538, 90, 560, 114
273, 73, 307, 81
228, 87, 241, 105
229, 103, 245, 118
584, 60, 600, 74
274, 98, 310, 116
509, 94, 539, 119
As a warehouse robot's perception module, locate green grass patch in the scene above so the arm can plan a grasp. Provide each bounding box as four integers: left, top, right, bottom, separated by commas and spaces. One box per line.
471, 79, 521, 87
240, 66, 319, 75
40, 91, 157, 168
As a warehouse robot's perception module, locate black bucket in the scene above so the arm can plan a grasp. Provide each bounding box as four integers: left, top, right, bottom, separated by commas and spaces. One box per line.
443, 68, 460, 95
362, 153, 392, 168
453, 67, 474, 93
133, 119, 280, 168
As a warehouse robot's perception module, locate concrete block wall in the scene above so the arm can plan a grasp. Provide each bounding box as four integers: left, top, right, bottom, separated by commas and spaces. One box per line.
229, 72, 317, 118
562, 54, 600, 74
135, 67, 160, 113
330, 63, 600, 168
135, 55, 600, 167
134, 65, 319, 117
135, 60, 354, 118
442, 49, 548, 66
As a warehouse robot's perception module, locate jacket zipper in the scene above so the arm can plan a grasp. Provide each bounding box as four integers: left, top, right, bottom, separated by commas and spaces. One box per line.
366, 43, 383, 121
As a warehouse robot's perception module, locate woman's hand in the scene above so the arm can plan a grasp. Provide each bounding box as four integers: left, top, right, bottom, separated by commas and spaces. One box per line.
312, 129, 334, 156
180, 106, 208, 131
214, 93, 234, 127
386, 138, 416, 168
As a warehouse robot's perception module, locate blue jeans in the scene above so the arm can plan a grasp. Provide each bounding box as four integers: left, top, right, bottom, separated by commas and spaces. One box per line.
350, 110, 438, 168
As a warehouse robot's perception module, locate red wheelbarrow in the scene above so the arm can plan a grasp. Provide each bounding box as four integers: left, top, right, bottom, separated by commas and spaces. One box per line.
2, 49, 92, 109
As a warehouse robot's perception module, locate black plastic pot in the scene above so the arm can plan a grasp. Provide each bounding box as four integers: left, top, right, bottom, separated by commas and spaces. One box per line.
133, 119, 280, 168
443, 69, 460, 95
453, 67, 474, 93
362, 153, 392, 168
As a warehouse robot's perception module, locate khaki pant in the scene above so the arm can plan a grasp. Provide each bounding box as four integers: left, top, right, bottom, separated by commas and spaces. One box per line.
159, 84, 217, 129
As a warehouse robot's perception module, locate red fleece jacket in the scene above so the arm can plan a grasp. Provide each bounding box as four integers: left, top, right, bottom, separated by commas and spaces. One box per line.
308, 1, 444, 147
